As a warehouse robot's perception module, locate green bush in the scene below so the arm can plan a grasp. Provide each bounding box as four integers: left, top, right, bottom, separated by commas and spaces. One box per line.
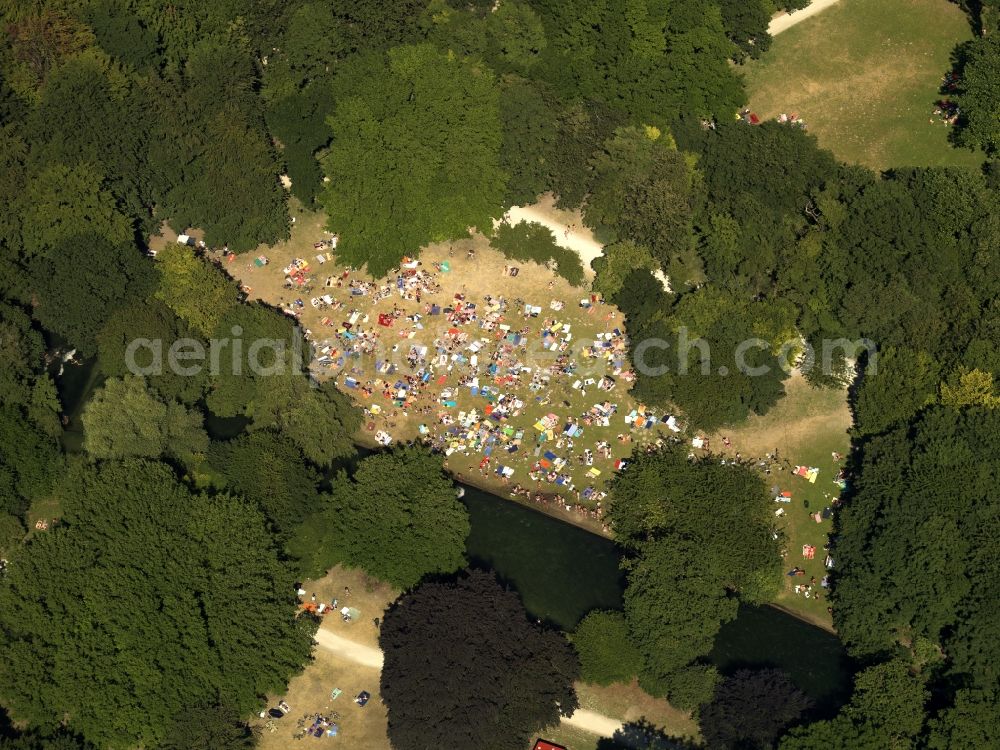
659, 664, 720, 712
572, 611, 643, 685
0, 512, 25, 556
592, 240, 660, 298
490, 220, 585, 286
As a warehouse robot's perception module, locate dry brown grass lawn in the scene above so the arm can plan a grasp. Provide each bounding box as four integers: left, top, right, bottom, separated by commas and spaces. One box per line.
301, 565, 399, 650
255, 650, 387, 749
707, 372, 851, 461
254, 566, 397, 749
709, 373, 853, 629
225, 202, 675, 534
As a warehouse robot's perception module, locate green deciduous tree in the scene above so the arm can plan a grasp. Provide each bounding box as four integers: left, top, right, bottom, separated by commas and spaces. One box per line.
853, 346, 940, 436
27, 49, 151, 222
20, 163, 132, 257
586, 127, 697, 277
380, 569, 579, 750
159, 108, 289, 252
0, 459, 315, 749
718, 0, 773, 62
609, 446, 781, 702
0, 722, 93, 750
419, 0, 547, 75
572, 610, 643, 685
198, 303, 360, 465
159, 704, 256, 750
490, 220, 585, 285
926, 688, 1000, 750
81, 376, 208, 464
96, 297, 209, 405
325, 0, 427, 55
617, 279, 793, 430
0, 512, 25, 555
548, 99, 626, 208
779, 714, 894, 750
154, 244, 239, 337
531, 0, 742, 122
780, 658, 929, 749
269, 380, 361, 467
266, 83, 335, 204
486, 0, 547, 72
498, 75, 560, 206
592, 240, 661, 298
0, 301, 48, 410
320, 44, 507, 276
0, 407, 62, 520
291, 447, 468, 587
939, 367, 1000, 408
84, 0, 160, 70
208, 429, 320, 536
834, 407, 1000, 712
147, 41, 289, 252
700, 669, 812, 749
261, 2, 343, 99
29, 233, 155, 355
657, 664, 720, 713
955, 35, 1000, 153
2, 8, 96, 97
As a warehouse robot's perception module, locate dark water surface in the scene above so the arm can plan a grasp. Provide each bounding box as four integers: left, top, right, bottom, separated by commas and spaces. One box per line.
710, 604, 853, 706
54, 356, 102, 453
461, 484, 853, 705
462, 484, 626, 629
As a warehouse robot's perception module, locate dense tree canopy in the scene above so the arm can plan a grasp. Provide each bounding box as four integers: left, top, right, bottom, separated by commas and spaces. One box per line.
718, 0, 773, 62
572, 610, 644, 685
955, 35, 1000, 153
615, 272, 793, 430
20, 163, 132, 257
208, 429, 321, 537
290, 447, 469, 586
700, 669, 812, 749
779, 659, 930, 750
531, 0, 743, 122
158, 704, 256, 750
154, 244, 238, 337
586, 126, 697, 276
609, 446, 781, 706
2, 0, 998, 747
380, 569, 580, 750
81, 376, 208, 465
0, 302, 63, 542
0, 460, 315, 749
320, 44, 507, 276
0, 406, 62, 521
834, 407, 1000, 691
28, 233, 154, 354
96, 297, 210, 405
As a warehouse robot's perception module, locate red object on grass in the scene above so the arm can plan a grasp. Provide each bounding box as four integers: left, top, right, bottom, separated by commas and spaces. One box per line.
533, 741, 567, 750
